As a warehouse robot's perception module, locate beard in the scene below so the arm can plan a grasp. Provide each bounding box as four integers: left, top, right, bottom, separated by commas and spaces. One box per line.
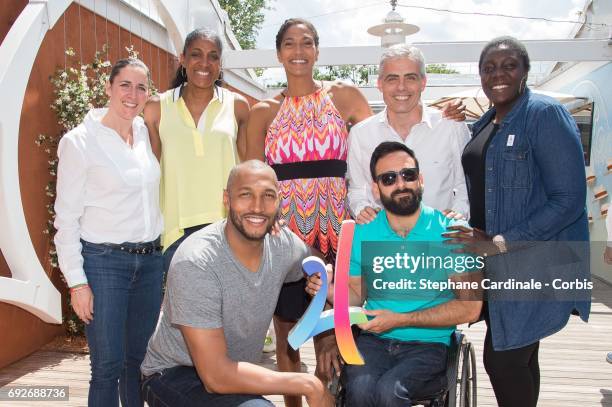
380, 186, 423, 216
228, 208, 276, 241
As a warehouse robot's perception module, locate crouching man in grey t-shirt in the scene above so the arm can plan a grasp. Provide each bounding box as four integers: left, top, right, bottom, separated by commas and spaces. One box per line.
140, 160, 333, 407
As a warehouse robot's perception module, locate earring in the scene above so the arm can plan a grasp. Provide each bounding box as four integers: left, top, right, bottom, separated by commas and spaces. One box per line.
215, 70, 224, 86
519, 76, 527, 94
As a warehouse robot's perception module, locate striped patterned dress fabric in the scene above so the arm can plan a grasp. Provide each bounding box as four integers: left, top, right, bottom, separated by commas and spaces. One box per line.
265, 87, 351, 262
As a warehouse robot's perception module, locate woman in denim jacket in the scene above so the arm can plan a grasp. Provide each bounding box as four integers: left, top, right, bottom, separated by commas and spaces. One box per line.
454, 37, 590, 407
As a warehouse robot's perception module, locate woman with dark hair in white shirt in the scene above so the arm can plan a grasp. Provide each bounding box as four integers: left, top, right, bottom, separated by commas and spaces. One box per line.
54, 58, 164, 407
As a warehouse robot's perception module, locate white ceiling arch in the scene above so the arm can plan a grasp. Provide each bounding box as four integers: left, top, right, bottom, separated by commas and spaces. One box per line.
0, 0, 186, 324
0, 0, 73, 324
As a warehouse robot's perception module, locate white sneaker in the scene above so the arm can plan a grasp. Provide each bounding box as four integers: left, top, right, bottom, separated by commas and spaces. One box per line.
263, 324, 276, 353
607, 352, 612, 364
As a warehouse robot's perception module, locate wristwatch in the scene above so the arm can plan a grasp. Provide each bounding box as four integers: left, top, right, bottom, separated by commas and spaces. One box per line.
492, 234, 507, 254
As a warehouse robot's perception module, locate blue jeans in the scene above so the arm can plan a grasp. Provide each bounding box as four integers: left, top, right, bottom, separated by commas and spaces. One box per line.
344, 333, 448, 407
163, 225, 209, 272
141, 365, 274, 406
82, 240, 164, 407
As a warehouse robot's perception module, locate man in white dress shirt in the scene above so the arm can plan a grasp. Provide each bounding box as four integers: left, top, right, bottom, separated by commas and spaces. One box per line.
347, 44, 471, 224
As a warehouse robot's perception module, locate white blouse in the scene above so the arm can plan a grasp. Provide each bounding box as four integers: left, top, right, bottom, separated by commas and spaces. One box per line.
54, 108, 163, 287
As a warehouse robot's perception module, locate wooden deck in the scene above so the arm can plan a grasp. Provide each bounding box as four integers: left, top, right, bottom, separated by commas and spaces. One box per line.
1, 278, 611, 407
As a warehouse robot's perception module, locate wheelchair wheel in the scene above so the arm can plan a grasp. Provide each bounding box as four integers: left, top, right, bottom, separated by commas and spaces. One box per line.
458, 342, 477, 407
446, 337, 477, 407
330, 368, 346, 407
336, 393, 345, 407
468, 343, 477, 406
444, 334, 462, 407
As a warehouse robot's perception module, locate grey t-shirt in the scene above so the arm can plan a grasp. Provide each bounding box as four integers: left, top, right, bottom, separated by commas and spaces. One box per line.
141, 220, 308, 375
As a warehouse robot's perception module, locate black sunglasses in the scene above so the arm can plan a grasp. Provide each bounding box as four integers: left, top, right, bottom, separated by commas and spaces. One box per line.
376, 168, 419, 186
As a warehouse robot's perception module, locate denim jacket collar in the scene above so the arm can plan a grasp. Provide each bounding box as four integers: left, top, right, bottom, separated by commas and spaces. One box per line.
472, 87, 532, 135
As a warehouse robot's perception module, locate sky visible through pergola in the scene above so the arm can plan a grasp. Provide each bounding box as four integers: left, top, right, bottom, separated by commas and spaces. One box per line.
255, 0, 594, 84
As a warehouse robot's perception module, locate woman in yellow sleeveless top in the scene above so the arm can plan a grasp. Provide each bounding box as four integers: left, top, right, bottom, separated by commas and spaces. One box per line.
144, 28, 250, 268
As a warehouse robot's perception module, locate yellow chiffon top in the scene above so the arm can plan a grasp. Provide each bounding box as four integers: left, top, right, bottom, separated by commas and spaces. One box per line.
159, 86, 237, 248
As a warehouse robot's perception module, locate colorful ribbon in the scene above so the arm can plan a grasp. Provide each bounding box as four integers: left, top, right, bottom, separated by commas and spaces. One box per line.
287, 220, 365, 365
287, 256, 329, 349
333, 221, 365, 364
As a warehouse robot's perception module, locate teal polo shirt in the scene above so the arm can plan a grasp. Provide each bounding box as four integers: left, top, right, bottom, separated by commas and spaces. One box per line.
349, 205, 464, 346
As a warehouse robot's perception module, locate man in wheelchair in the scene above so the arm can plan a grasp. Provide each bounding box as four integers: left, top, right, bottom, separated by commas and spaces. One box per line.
308, 142, 482, 406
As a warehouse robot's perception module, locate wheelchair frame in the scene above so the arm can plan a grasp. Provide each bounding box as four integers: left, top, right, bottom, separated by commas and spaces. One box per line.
332, 331, 477, 407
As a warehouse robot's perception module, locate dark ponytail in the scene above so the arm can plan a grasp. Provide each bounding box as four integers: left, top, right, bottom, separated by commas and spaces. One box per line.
170, 66, 186, 89
171, 28, 224, 89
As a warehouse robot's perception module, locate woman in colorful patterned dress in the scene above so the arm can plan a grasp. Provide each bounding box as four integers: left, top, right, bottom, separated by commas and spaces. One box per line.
246, 18, 372, 407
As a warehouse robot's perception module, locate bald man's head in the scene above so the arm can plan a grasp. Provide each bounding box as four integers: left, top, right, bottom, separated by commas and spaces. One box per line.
223, 161, 280, 242
226, 160, 278, 192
